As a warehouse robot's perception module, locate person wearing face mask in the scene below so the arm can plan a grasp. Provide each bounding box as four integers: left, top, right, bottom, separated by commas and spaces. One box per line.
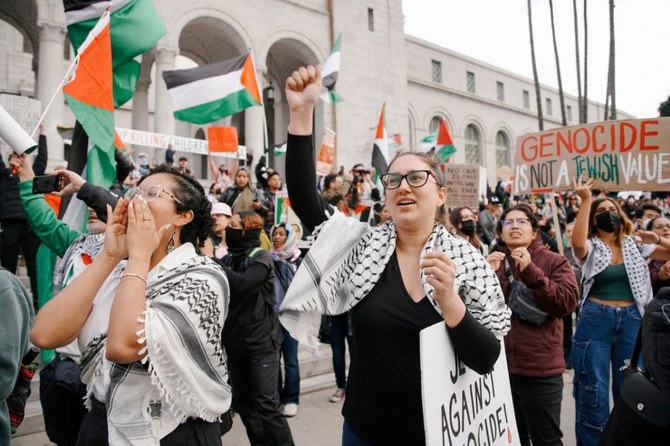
217, 211, 295, 446
449, 207, 486, 255
571, 177, 670, 446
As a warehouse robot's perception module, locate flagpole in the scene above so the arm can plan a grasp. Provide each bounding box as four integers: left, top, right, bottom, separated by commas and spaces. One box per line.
29, 56, 80, 138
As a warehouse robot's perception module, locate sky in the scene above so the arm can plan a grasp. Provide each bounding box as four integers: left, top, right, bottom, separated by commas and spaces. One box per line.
402, 0, 670, 120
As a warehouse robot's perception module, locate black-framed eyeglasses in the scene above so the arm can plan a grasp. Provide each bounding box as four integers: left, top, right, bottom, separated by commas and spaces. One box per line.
379, 170, 436, 190
125, 185, 183, 205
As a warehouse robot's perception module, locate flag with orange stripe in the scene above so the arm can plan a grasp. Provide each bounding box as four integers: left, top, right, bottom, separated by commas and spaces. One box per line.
63, 8, 115, 189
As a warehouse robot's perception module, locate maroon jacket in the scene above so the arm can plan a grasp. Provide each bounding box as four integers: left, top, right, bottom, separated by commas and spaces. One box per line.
495, 234, 579, 376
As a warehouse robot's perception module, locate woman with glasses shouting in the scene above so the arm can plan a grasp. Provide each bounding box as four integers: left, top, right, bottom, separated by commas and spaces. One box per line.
570, 176, 670, 446
486, 204, 579, 446
277, 66, 510, 446
33, 165, 232, 445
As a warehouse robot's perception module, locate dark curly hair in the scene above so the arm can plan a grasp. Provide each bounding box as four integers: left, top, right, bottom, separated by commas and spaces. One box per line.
138, 165, 214, 249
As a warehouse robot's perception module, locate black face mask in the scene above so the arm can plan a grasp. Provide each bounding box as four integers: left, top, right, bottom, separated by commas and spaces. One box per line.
595, 211, 621, 233
225, 227, 261, 256
460, 220, 477, 236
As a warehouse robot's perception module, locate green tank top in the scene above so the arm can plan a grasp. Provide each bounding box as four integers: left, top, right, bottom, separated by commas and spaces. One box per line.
587, 263, 635, 302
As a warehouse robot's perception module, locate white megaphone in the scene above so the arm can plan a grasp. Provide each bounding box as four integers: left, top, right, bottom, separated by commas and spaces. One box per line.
0, 104, 38, 155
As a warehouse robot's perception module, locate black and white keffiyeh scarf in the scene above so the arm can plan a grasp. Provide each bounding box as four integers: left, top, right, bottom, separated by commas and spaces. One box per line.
106, 253, 231, 445
279, 212, 511, 352
55, 232, 105, 288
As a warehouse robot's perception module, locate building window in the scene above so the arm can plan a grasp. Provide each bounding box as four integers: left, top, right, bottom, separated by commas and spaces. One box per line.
465, 124, 481, 164
429, 116, 443, 133
495, 131, 511, 168
546, 98, 553, 116
368, 8, 374, 31
496, 81, 505, 102
466, 71, 475, 93
567, 105, 573, 122
431, 60, 442, 83
523, 90, 530, 109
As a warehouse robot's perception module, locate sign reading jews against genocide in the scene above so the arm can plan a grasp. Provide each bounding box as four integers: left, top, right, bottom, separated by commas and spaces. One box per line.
444, 164, 480, 210
513, 117, 670, 195
421, 322, 519, 446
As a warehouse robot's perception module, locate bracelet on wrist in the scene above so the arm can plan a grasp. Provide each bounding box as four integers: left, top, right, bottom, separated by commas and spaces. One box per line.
120, 273, 147, 285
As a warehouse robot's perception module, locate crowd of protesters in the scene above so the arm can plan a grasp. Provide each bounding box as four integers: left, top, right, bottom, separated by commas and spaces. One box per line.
1, 66, 669, 446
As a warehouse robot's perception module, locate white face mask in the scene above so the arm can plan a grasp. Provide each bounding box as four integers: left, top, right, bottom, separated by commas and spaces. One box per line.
640, 218, 651, 231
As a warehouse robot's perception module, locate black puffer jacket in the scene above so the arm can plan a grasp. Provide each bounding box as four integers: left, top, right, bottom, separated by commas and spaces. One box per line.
0, 135, 48, 220
642, 288, 670, 398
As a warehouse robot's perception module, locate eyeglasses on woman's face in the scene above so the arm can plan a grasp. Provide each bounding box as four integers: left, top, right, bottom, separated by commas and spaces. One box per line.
125, 184, 183, 205
379, 170, 436, 190
653, 223, 670, 230
501, 218, 531, 228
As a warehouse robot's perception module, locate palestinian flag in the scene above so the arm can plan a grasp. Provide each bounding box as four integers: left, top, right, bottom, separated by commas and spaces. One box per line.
421, 119, 457, 163
62, 7, 116, 191
162, 54, 262, 124
273, 141, 287, 157
64, 0, 166, 107
320, 34, 343, 104
371, 104, 389, 181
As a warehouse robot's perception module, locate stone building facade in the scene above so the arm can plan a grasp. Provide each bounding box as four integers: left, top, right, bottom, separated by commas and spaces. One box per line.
0, 0, 632, 185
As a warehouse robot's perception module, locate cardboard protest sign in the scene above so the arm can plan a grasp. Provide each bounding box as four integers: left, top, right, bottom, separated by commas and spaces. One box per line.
317, 128, 336, 176
444, 164, 480, 210
513, 118, 670, 194
421, 322, 519, 446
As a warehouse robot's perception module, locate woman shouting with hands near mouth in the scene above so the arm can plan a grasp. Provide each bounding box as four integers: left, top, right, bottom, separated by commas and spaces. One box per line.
278, 65, 510, 446
486, 204, 579, 446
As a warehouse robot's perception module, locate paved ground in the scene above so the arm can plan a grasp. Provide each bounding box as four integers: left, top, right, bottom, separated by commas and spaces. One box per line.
13, 371, 578, 445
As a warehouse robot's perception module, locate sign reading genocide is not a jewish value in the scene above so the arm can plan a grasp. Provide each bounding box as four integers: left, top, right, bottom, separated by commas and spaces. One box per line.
421, 322, 520, 446
513, 117, 670, 195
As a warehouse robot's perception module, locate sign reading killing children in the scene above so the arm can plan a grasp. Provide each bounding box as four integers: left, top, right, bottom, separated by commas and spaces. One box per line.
421, 322, 519, 446
513, 117, 670, 195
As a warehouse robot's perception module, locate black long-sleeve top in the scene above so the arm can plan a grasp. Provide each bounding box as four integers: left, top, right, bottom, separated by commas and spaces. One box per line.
286, 133, 500, 445
0, 134, 48, 221
217, 249, 282, 356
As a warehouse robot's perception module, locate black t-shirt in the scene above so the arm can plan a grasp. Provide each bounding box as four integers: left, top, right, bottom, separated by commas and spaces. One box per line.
343, 252, 442, 445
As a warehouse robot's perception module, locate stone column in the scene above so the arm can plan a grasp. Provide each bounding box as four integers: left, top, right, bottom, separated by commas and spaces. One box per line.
36, 22, 66, 164
153, 47, 177, 137
131, 76, 150, 132
244, 104, 264, 176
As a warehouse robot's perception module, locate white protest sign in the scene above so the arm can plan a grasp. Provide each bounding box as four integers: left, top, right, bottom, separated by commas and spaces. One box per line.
421, 322, 519, 446
115, 127, 246, 159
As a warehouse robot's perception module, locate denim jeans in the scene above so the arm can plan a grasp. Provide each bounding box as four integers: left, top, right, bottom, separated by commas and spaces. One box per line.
571, 299, 641, 446
510, 374, 564, 446
278, 325, 300, 405
329, 313, 353, 389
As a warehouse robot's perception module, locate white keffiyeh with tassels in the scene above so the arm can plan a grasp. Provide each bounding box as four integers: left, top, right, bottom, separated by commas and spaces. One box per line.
106, 244, 231, 445
279, 211, 511, 352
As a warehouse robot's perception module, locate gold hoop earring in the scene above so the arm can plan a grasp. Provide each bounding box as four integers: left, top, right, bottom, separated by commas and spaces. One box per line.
167, 232, 176, 254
